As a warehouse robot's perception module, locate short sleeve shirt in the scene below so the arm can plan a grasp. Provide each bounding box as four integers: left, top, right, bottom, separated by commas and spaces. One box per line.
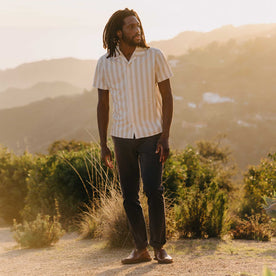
93, 47, 173, 138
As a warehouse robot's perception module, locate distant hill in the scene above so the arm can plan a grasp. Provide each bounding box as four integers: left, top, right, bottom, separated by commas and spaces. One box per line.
1, 29, 276, 171
150, 23, 276, 57
169, 34, 276, 169
0, 91, 99, 154
0, 58, 97, 92
0, 82, 83, 110
2, 24, 276, 94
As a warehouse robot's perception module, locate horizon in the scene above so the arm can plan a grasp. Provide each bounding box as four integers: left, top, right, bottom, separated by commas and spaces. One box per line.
1, 0, 276, 70
0, 23, 270, 71
1, 22, 276, 71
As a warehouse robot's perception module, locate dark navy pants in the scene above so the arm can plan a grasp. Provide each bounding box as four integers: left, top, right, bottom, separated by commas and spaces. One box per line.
112, 133, 166, 250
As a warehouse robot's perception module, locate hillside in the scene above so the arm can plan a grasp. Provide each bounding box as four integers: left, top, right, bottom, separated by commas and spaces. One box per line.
0, 58, 97, 92
2, 24, 276, 94
0, 82, 83, 110
150, 23, 276, 56
170, 35, 276, 168
0, 91, 98, 154
0, 33, 276, 171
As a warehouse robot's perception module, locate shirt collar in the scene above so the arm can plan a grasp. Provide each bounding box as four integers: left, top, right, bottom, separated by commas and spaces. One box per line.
113, 46, 147, 62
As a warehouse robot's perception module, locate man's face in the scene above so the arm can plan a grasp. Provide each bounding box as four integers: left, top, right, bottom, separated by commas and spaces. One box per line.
119, 16, 141, 46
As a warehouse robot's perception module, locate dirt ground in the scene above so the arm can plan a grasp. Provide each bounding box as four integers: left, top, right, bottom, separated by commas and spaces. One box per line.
0, 227, 275, 276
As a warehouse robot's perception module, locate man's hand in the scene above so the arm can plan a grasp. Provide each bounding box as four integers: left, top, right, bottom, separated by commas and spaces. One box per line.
155, 135, 170, 164
101, 145, 113, 169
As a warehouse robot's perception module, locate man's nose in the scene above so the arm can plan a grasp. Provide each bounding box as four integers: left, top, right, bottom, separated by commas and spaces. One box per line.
136, 26, 141, 34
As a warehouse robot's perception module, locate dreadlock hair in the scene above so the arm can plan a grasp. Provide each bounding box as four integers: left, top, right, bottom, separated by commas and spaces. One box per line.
103, 8, 149, 58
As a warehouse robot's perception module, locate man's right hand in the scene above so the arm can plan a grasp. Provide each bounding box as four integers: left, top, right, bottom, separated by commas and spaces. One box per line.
101, 145, 113, 169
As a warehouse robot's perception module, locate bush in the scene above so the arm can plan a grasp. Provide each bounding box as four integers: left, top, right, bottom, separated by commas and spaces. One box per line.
48, 139, 91, 155
175, 181, 227, 238
12, 200, 65, 248
240, 153, 276, 217
263, 192, 276, 219
162, 151, 187, 202
167, 142, 232, 239
22, 142, 117, 228
0, 146, 34, 223
229, 213, 272, 241
163, 140, 235, 200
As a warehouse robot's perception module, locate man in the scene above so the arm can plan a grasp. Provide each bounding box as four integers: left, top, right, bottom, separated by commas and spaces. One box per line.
93, 8, 173, 264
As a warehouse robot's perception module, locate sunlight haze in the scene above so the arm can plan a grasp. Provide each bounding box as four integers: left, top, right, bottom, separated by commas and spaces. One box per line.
0, 0, 275, 69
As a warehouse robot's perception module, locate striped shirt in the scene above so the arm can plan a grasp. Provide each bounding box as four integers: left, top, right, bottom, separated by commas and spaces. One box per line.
93, 46, 173, 138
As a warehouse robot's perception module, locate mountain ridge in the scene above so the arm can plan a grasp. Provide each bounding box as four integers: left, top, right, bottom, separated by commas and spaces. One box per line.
0, 81, 83, 110
149, 23, 276, 56
0, 57, 97, 92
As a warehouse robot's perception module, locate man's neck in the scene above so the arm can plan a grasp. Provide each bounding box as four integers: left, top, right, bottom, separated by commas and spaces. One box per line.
119, 43, 136, 61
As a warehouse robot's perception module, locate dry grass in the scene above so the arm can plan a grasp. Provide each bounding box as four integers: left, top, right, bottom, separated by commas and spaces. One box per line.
77, 186, 152, 248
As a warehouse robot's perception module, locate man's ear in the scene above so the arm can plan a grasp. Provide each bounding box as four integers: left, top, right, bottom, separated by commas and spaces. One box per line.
117, 30, 122, 39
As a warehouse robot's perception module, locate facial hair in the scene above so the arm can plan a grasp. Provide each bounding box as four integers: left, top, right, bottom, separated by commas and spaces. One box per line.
122, 32, 141, 47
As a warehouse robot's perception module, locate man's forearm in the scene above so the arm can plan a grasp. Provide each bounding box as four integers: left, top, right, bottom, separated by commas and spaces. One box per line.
97, 90, 109, 147
158, 79, 173, 138
162, 91, 173, 138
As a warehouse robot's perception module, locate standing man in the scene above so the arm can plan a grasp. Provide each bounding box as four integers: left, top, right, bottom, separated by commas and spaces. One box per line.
93, 8, 173, 264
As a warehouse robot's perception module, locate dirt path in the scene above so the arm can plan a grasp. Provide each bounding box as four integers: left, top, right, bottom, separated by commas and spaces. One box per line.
0, 227, 275, 276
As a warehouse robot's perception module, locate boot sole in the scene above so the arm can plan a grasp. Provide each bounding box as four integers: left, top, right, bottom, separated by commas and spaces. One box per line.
154, 256, 173, 264
121, 257, 152, 264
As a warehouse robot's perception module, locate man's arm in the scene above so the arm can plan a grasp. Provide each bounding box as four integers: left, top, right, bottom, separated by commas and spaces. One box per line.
97, 89, 113, 168
156, 79, 173, 164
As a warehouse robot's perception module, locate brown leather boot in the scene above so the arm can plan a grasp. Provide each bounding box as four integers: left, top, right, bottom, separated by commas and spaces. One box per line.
121, 248, 152, 264
154, 248, 173, 264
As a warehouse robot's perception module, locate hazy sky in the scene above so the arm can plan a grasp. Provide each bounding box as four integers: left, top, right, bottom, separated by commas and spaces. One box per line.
1, 0, 276, 69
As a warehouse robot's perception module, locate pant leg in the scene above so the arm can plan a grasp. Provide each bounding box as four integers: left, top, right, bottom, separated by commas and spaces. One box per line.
137, 134, 166, 249
112, 136, 148, 250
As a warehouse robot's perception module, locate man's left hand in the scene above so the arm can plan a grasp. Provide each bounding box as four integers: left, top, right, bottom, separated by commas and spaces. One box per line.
156, 135, 170, 164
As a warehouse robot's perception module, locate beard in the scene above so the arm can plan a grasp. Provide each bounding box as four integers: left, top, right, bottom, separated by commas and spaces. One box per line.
122, 32, 141, 47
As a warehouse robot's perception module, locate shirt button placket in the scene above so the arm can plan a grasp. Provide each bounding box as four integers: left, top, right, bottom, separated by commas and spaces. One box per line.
126, 64, 135, 137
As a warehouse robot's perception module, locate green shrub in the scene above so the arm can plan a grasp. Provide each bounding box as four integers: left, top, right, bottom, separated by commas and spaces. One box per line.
168, 141, 233, 239
163, 140, 234, 205
263, 191, 276, 219
12, 200, 65, 248
162, 151, 187, 202
22, 142, 117, 228
240, 153, 276, 217
229, 213, 272, 241
175, 180, 227, 238
48, 139, 91, 155
0, 146, 34, 223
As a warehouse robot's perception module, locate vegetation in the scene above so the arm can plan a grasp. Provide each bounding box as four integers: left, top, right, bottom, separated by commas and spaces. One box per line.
263, 192, 276, 219
229, 213, 272, 241
1, 35, 276, 173
263, 266, 275, 276
0, 145, 34, 223
0, 139, 275, 248
12, 199, 65, 248
229, 153, 276, 240
166, 142, 232, 239
78, 187, 134, 248
23, 142, 117, 230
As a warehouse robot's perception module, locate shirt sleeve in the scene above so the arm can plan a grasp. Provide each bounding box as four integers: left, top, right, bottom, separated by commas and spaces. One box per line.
92, 57, 109, 90
155, 49, 174, 83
